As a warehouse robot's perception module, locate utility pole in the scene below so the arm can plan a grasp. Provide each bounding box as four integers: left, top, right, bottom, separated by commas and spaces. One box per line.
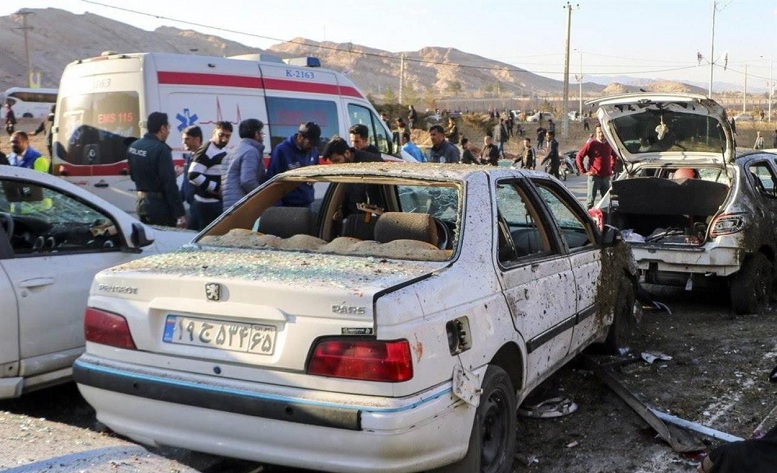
15, 9, 35, 88
742, 64, 747, 115
398, 53, 405, 105
561, 2, 579, 139
708, 0, 716, 97
574, 49, 583, 119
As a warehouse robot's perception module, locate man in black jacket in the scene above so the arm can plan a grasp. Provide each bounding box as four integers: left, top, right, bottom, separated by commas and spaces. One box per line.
323, 137, 384, 218
128, 112, 186, 228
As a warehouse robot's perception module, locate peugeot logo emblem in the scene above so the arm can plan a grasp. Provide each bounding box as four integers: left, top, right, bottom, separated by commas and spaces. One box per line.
205, 282, 221, 301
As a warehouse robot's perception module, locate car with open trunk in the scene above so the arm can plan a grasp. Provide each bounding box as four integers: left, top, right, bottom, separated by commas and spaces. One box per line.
590, 93, 777, 314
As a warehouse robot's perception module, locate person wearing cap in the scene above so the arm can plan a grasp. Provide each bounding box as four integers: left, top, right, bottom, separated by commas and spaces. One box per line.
322, 136, 384, 218
266, 121, 322, 207
221, 118, 265, 210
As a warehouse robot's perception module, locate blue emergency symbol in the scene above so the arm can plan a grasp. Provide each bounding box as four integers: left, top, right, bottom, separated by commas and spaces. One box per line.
175, 108, 199, 131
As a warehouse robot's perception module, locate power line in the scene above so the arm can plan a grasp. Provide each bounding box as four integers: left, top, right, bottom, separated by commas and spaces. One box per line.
78, 0, 711, 80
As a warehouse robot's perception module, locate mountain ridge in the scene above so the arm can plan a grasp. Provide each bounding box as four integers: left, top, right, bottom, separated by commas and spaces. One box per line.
1, 8, 712, 102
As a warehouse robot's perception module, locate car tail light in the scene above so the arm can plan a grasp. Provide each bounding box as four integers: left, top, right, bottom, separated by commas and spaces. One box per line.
710, 213, 745, 237
84, 307, 137, 350
588, 207, 604, 231
307, 339, 413, 382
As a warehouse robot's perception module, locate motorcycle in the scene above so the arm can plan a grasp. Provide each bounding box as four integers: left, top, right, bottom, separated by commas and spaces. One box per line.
559, 154, 577, 181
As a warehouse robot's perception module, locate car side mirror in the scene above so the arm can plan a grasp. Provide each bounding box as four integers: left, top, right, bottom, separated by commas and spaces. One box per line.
601, 224, 621, 247
129, 222, 154, 250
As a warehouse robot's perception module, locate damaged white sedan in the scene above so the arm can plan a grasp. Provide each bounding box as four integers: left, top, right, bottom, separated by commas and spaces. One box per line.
590, 93, 777, 314
74, 163, 637, 473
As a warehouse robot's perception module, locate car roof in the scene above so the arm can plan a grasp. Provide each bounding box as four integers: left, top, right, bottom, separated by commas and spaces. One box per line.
278, 162, 532, 182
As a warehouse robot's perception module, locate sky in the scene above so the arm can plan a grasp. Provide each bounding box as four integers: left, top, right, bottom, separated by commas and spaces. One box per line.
2, 0, 776, 91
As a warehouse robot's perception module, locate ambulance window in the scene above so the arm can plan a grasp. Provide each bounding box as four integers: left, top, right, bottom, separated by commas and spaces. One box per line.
55, 92, 141, 165
266, 97, 338, 152
348, 104, 391, 154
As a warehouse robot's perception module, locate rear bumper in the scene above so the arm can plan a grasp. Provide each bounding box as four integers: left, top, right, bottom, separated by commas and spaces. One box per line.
74, 355, 474, 473
632, 245, 741, 277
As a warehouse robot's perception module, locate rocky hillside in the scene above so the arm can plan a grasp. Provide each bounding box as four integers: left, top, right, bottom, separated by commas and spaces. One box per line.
0, 8, 702, 101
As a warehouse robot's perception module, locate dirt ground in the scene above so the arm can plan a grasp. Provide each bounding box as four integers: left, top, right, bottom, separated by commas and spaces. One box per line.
2, 116, 776, 473
512, 285, 777, 473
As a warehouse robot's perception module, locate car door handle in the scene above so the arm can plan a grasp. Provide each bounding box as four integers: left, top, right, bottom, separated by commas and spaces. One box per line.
18, 277, 55, 288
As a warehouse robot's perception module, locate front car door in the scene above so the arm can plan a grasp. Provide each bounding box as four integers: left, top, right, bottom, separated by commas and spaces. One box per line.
493, 177, 576, 384
529, 177, 602, 352
0, 177, 136, 379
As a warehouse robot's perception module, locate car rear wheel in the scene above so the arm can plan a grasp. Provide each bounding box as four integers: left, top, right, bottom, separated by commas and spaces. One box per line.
436, 365, 516, 473
730, 253, 773, 314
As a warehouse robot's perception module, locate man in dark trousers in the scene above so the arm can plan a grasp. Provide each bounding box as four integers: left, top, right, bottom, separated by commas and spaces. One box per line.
187, 121, 232, 230
128, 112, 186, 228
540, 130, 560, 178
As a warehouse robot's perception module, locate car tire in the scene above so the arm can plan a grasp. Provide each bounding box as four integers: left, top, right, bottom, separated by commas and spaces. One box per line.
604, 277, 637, 355
730, 252, 773, 314
435, 365, 516, 473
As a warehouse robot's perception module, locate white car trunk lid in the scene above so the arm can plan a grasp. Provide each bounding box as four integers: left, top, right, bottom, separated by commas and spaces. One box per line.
94, 248, 447, 372
590, 93, 734, 166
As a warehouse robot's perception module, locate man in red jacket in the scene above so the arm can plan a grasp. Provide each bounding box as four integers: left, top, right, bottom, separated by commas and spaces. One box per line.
576, 124, 618, 209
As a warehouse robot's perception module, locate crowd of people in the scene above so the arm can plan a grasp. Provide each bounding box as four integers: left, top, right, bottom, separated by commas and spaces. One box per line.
6, 100, 775, 232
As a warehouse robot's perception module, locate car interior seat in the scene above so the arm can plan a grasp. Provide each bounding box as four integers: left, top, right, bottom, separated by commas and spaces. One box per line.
257, 206, 314, 238
341, 213, 380, 240
673, 168, 697, 179
374, 212, 439, 247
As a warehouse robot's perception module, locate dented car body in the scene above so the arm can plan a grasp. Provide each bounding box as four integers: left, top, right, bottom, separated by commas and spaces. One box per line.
74, 163, 637, 473
592, 93, 777, 314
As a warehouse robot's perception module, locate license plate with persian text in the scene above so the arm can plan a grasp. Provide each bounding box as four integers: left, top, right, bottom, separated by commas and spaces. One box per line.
162, 315, 276, 355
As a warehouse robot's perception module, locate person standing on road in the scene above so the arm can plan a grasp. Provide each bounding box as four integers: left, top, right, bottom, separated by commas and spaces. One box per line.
266, 121, 321, 207
427, 124, 460, 163
4, 102, 16, 136
407, 105, 418, 130
221, 119, 266, 210
401, 131, 426, 162
540, 131, 560, 178
32, 105, 55, 158
494, 118, 508, 158
515, 137, 535, 170
536, 125, 547, 150
576, 124, 618, 209
187, 121, 232, 230
583, 115, 590, 132
480, 135, 500, 166
460, 138, 480, 165
179, 125, 203, 222
773, 129, 777, 148
8, 131, 48, 172
445, 116, 460, 146
127, 112, 186, 228
349, 123, 381, 156
753, 131, 765, 150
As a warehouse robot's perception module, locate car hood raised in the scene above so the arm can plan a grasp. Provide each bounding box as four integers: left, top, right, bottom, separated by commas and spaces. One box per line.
588, 93, 734, 166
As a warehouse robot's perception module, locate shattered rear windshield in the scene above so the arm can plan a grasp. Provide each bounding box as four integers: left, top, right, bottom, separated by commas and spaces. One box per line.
610, 110, 727, 155
197, 176, 462, 262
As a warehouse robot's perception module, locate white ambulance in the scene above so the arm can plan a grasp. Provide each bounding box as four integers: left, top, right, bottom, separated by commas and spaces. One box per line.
51, 52, 398, 213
